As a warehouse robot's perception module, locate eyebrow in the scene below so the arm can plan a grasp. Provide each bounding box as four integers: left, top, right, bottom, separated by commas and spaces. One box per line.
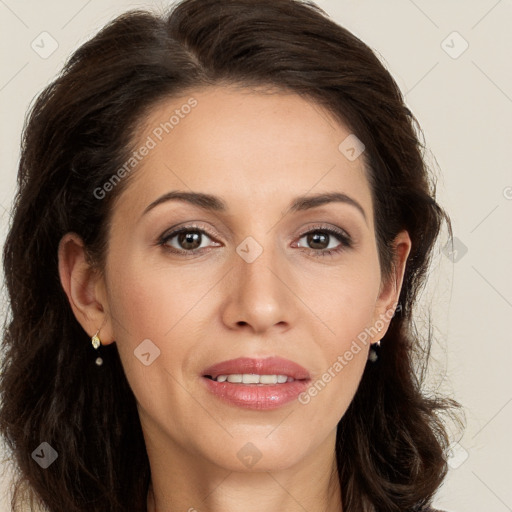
141, 190, 367, 223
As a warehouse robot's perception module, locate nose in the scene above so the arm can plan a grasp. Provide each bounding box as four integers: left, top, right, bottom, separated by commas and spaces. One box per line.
220, 237, 298, 335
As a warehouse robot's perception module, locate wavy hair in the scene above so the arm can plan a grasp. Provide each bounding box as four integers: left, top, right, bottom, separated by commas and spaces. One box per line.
1, 0, 462, 510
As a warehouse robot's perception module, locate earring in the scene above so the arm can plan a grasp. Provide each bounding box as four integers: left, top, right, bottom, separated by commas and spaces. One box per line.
368, 340, 381, 362
91, 330, 104, 366
368, 326, 382, 363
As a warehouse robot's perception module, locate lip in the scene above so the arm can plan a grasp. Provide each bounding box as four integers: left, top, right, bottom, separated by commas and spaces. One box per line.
202, 356, 311, 380
201, 357, 311, 411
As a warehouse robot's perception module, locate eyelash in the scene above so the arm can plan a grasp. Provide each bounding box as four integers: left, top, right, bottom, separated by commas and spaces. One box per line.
157, 223, 352, 258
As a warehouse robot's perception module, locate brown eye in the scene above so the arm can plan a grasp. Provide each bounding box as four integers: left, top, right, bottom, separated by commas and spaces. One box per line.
297, 230, 346, 250
304, 232, 330, 250
295, 226, 352, 258
159, 225, 219, 254
175, 230, 203, 250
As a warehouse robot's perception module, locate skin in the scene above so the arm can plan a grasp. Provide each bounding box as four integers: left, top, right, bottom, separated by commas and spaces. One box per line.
58, 86, 411, 512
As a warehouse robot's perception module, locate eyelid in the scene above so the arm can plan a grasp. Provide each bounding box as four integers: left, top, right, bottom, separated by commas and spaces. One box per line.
158, 221, 351, 243
293, 223, 353, 253
158, 221, 353, 257
296, 223, 351, 240
159, 221, 223, 242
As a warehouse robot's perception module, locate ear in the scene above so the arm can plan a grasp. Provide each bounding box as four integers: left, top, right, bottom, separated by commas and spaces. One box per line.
371, 230, 412, 339
57, 232, 115, 344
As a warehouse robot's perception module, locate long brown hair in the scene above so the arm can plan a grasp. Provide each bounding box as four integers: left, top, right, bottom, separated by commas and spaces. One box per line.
1, 1, 462, 510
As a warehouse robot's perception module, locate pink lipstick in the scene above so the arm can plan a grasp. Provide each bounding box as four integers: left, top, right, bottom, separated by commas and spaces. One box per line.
201, 357, 311, 410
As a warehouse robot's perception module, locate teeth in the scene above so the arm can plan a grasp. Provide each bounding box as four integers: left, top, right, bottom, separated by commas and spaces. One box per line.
214, 374, 295, 384
242, 374, 260, 384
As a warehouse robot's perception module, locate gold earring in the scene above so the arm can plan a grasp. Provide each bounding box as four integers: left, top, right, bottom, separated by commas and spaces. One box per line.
91, 330, 103, 366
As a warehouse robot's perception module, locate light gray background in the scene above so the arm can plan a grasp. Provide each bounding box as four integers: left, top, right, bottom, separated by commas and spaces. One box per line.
1, 1, 511, 511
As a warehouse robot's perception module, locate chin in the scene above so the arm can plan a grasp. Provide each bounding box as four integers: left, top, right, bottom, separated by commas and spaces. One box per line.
198, 436, 311, 473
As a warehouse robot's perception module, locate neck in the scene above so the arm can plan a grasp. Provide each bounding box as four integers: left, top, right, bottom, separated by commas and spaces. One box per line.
147, 471, 342, 512
145, 431, 342, 512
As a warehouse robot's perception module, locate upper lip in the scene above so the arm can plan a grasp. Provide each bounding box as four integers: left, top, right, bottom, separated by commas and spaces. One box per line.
202, 357, 311, 380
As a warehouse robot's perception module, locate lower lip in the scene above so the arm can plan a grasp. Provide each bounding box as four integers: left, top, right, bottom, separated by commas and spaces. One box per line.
202, 377, 311, 410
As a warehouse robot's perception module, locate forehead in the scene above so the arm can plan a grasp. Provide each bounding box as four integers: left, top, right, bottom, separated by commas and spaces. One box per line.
115, 85, 373, 222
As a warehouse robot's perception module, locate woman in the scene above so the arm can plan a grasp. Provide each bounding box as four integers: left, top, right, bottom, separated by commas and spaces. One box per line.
0, 0, 462, 510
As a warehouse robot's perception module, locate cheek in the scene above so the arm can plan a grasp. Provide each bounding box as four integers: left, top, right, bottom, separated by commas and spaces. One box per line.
105, 262, 202, 426
300, 255, 380, 339
298, 326, 370, 438
104, 255, 195, 385
296, 262, 379, 418
107, 252, 207, 340
105, 251, 221, 379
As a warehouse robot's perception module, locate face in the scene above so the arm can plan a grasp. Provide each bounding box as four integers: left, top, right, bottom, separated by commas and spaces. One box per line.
61, 86, 409, 474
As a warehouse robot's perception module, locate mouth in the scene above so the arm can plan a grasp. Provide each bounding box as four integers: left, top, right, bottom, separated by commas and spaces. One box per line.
201, 357, 311, 410
204, 374, 297, 384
